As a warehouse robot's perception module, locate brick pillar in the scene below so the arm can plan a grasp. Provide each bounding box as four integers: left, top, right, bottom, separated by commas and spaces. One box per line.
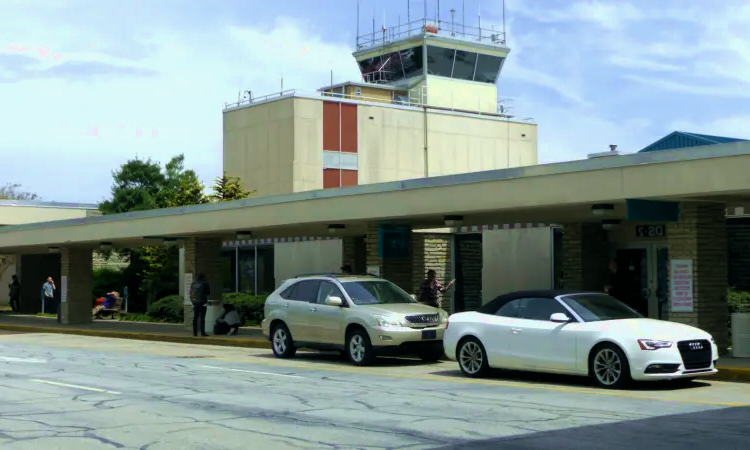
561, 223, 609, 291
182, 237, 223, 329
60, 247, 93, 325
667, 202, 729, 353
342, 237, 357, 270
365, 223, 413, 293
412, 233, 453, 312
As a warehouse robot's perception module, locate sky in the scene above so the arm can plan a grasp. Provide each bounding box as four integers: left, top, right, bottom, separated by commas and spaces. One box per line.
1, 0, 749, 203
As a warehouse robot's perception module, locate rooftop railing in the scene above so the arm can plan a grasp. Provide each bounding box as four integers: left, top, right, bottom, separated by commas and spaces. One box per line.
356, 18, 506, 51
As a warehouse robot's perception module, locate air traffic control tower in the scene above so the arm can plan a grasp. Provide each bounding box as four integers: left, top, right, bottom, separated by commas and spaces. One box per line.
352, 6, 509, 114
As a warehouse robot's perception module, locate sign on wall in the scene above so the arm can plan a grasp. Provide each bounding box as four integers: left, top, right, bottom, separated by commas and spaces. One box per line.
378, 224, 410, 259
635, 224, 666, 238
183, 273, 193, 304
670, 259, 693, 313
60, 276, 67, 303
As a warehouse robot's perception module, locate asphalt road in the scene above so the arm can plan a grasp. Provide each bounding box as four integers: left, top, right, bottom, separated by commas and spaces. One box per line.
0, 333, 748, 449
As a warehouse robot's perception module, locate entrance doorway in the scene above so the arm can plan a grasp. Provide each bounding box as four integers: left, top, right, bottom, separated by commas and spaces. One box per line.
611, 242, 669, 319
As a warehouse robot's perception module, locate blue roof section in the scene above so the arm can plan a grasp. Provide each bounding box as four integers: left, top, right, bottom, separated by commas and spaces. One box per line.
639, 131, 748, 153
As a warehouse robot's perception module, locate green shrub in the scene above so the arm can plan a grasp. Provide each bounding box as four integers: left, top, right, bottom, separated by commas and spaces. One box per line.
92, 267, 126, 299
222, 292, 267, 326
146, 295, 184, 323
728, 288, 750, 313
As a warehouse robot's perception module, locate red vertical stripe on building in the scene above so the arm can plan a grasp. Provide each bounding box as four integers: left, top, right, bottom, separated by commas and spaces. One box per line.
323, 168, 341, 188
341, 169, 358, 187
322, 101, 340, 151
340, 103, 357, 153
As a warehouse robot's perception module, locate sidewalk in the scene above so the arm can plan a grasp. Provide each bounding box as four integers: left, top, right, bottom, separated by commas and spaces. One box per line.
0, 313, 268, 349
0, 313, 748, 383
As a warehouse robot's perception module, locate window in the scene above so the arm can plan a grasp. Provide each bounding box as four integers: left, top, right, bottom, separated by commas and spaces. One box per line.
495, 299, 522, 318
357, 46, 424, 83
426, 46, 455, 77
452, 50, 477, 81
519, 298, 569, 321
281, 280, 321, 302
340, 280, 416, 305
560, 294, 642, 322
474, 54, 503, 83
317, 281, 345, 305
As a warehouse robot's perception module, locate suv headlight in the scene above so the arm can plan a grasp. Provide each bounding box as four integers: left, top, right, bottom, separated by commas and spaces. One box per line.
637, 339, 672, 350
374, 315, 403, 327
438, 310, 448, 323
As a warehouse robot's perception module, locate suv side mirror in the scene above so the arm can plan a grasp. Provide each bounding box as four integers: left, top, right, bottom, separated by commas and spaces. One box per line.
326, 296, 343, 307
550, 312, 571, 323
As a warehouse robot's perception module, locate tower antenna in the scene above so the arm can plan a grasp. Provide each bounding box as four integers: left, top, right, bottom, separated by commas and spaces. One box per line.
356, 0, 360, 48
462, 0, 465, 37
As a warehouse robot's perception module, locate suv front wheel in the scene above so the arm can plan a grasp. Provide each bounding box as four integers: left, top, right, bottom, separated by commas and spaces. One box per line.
347, 328, 376, 366
271, 323, 297, 359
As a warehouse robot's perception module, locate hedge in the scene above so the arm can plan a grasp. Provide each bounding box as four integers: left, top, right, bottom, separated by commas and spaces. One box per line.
728, 288, 750, 313
133, 292, 268, 325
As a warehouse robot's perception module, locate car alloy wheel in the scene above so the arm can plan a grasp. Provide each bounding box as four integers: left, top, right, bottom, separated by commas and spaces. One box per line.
271, 324, 296, 359
273, 328, 287, 354
593, 348, 621, 386
349, 334, 366, 362
347, 329, 375, 366
458, 338, 489, 377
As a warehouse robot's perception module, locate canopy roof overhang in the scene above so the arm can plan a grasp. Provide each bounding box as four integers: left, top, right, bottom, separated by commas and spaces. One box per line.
3, 141, 750, 254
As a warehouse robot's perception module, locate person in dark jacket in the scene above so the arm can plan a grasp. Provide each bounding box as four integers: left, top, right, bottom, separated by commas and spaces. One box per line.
605, 260, 635, 310
417, 270, 454, 308
8, 275, 20, 312
190, 274, 210, 337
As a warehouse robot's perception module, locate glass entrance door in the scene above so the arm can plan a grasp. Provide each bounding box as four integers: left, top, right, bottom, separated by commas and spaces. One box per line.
612, 242, 668, 319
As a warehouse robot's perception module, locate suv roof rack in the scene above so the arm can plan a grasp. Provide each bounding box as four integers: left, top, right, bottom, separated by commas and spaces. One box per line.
292, 272, 382, 279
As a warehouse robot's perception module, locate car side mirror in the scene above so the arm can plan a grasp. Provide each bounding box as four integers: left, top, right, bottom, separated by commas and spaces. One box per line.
326, 296, 343, 307
550, 312, 571, 323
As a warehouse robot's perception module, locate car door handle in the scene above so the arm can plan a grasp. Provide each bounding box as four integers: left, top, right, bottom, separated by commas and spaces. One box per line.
511, 328, 522, 334
282, 303, 289, 308
310, 307, 317, 312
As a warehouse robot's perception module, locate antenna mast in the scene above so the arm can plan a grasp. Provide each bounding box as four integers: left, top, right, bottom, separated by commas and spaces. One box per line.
462, 0, 465, 37
356, 0, 360, 48
503, 0, 506, 40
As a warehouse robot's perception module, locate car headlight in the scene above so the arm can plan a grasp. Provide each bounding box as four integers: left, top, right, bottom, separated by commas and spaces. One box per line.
638, 339, 672, 350
438, 310, 449, 323
374, 315, 403, 327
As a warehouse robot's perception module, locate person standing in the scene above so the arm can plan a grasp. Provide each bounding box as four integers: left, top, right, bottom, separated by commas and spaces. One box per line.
417, 269, 455, 309
189, 274, 210, 337
41, 277, 56, 318
8, 275, 20, 312
604, 260, 637, 312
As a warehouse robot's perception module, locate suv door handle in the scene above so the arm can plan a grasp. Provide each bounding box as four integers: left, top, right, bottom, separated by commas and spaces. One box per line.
310, 307, 317, 312
511, 328, 522, 334
282, 303, 289, 308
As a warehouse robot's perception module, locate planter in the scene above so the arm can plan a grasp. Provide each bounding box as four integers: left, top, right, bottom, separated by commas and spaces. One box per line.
731, 312, 750, 358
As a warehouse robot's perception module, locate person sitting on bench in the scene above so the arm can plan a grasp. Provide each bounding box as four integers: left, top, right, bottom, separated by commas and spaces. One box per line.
213, 304, 242, 336
93, 291, 118, 318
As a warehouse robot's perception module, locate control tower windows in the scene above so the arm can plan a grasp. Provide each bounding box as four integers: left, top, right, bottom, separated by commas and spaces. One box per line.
474, 54, 504, 84
426, 46, 455, 77
357, 46, 424, 83
452, 50, 478, 81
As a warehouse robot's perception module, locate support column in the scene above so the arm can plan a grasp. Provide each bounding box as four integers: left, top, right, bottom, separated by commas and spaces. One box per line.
60, 247, 93, 325
561, 223, 609, 291
182, 237, 223, 329
667, 202, 729, 353
412, 233, 452, 311
341, 237, 357, 271
365, 223, 413, 293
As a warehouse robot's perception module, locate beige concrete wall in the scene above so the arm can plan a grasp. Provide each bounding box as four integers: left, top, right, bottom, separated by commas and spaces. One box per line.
273, 240, 343, 288
0, 205, 93, 225
223, 97, 296, 197
357, 103, 538, 184
291, 97, 324, 193
425, 76, 498, 113
481, 227, 554, 304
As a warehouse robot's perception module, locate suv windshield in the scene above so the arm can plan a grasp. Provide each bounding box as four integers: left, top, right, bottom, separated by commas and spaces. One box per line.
340, 280, 416, 305
560, 294, 642, 322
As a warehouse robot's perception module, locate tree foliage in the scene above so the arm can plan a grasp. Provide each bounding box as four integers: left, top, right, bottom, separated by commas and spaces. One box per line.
0, 183, 39, 201
209, 172, 255, 202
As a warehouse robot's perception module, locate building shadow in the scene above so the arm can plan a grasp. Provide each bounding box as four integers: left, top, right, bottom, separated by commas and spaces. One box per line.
430, 406, 750, 449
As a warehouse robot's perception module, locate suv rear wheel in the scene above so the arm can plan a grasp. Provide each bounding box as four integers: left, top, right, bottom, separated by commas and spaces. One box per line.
271, 323, 297, 359
347, 328, 376, 366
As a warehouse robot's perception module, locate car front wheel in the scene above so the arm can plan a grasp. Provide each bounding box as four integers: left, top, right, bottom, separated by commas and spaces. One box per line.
590, 344, 631, 389
457, 337, 490, 378
347, 329, 376, 366
271, 323, 297, 359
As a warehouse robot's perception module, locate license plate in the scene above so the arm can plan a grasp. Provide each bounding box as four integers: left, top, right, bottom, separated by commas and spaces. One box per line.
421, 330, 437, 340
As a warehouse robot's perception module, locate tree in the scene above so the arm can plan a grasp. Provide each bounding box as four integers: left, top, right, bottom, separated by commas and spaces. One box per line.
0, 183, 39, 200
209, 172, 255, 202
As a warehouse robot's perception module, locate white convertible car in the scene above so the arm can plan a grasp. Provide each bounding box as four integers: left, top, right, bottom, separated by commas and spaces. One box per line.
443, 290, 719, 389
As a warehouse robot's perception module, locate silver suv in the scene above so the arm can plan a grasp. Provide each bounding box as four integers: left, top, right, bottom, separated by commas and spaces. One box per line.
261, 273, 448, 365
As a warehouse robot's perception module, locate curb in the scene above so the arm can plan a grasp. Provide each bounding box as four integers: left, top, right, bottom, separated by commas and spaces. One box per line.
0, 324, 270, 350
2, 324, 749, 383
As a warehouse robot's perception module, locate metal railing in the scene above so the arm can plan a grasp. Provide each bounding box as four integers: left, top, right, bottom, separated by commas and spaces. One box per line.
356, 18, 506, 51
223, 87, 520, 119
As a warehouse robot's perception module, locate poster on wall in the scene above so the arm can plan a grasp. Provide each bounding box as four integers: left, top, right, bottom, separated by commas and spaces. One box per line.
183, 273, 193, 304
669, 259, 693, 313
60, 276, 67, 303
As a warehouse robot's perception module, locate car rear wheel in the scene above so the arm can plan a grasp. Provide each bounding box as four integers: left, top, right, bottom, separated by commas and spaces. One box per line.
347, 329, 376, 366
271, 323, 297, 359
457, 337, 490, 378
590, 344, 631, 389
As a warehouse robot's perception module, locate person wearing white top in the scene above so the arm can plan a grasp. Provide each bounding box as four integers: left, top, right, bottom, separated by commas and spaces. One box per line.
214, 304, 242, 335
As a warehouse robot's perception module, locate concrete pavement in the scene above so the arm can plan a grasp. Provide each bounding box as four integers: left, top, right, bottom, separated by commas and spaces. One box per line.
0, 333, 749, 449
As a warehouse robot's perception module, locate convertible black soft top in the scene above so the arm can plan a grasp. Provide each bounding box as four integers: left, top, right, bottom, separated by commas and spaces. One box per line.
476, 289, 592, 315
